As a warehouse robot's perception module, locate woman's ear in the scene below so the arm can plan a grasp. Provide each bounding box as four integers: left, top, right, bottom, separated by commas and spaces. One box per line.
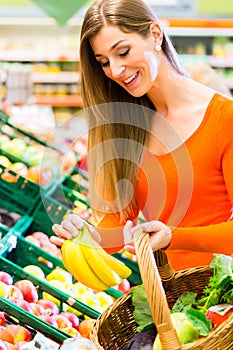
150, 22, 163, 47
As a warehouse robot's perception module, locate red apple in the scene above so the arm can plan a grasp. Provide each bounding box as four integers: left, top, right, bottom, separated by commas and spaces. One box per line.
14, 280, 38, 303
31, 232, 50, 246
0, 329, 14, 343
59, 312, 80, 330
37, 299, 59, 316
118, 279, 131, 294
30, 302, 46, 316
6, 325, 31, 344
52, 314, 72, 330
0, 312, 6, 327
37, 315, 58, 328
8, 285, 24, 300
25, 235, 41, 247
10, 298, 34, 314
0, 271, 13, 285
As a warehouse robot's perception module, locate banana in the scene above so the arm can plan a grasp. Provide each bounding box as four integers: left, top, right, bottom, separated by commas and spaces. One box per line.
81, 238, 122, 287
82, 227, 132, 279
97, 251, 132, 279
61, 237, 109, 291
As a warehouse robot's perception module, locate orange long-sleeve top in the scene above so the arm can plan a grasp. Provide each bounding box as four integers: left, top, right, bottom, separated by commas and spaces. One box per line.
96, 93, 233, 270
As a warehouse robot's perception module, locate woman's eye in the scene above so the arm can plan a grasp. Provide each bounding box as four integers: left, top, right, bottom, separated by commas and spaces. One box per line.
119, 48, 130, 57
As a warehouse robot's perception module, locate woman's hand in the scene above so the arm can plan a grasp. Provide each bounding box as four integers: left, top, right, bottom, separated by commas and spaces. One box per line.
50, 214, 101, 246
123, 220, 172, 254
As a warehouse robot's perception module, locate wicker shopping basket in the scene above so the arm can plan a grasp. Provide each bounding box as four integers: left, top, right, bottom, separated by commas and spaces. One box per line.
91, 232, 233, 349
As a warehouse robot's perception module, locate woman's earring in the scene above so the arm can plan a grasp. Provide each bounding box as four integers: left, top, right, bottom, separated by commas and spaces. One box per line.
155, 44, 161, 51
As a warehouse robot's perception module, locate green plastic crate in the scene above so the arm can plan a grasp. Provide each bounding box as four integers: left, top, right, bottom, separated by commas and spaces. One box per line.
0, 214, 30, 256
32, 195, 72, 236
62, 167, 89, 195
51, 184, 91, 213
0, 251, 100, 320
0, 110, 77, 216
112, 252, 142, 286
0, 164, 42, 216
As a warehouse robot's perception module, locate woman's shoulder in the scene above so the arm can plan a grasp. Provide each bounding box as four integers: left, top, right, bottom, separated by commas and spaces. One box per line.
208, 93, 233, 124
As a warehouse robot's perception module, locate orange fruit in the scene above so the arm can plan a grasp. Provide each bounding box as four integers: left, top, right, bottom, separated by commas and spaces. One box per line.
77, 319, 96, 339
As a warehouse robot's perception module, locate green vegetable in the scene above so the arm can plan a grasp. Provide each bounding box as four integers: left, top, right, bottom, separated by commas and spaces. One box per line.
130, 285, 154, 332
152, 313, 199, 350
197, 254, 233, 312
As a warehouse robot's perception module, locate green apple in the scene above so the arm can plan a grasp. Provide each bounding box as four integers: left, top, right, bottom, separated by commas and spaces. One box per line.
1, 138, 27, 158
153, 313, 199, 350
0, 155, 12, 168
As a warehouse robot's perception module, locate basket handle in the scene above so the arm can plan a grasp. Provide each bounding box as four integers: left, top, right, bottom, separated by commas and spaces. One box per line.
134, 231, 181, 350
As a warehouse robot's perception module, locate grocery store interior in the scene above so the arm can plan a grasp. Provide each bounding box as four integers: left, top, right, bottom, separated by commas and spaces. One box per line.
0, 0, 233, 349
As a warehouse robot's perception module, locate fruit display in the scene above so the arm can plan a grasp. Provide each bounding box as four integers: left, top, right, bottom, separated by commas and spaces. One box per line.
0, 136, 75, 187
0, 111, 138, 348
0, 261, 97, 341
61, 225, 132, 291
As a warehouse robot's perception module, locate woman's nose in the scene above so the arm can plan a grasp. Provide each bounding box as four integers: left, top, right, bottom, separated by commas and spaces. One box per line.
110, 61, 125, 79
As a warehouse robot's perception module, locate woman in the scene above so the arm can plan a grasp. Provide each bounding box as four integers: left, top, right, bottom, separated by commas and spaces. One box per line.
51, 0, 233, 270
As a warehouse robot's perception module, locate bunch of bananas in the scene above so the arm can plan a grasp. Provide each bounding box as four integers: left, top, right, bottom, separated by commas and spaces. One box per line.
61, 226, 132, 291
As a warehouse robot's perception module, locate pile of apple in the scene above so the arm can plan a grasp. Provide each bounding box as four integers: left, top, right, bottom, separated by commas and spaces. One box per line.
0, 134, 77, 186
0, 312, 32, 350
0, 269, 95, 340
0, 155, 53, 187
25, 231, 62, 267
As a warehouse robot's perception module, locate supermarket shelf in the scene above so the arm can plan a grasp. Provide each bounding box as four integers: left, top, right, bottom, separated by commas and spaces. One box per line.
32, 71, 80, 84
179, 54, 233, 68
167, 26, 233, 37
0, 17, 83, 26
0, 53, 78, 62
32, 94, 83, 107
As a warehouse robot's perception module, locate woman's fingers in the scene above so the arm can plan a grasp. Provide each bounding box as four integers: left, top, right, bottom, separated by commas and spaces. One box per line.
51, 213, 102, 245
123, 244, 136, 255
123, 220, 134, 245
124, 220, 172, 252
50, 235, 65, 246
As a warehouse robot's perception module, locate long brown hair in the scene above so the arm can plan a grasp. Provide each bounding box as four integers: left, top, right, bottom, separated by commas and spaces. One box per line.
80, 0, 185, 222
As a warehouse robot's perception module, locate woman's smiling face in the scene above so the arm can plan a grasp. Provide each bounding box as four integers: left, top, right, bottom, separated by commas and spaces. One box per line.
90, 24, 160, 97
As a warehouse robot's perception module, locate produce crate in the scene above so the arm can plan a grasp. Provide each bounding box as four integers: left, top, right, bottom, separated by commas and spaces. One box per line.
51, 184, 91, 214
0, 163, 42, 216
0, 296, 65, 345
0, 249, 100, 320
0, 110, 76, 216
0, 215, 30, 256
9, 204, 124, 301
62, 167, 89, 196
